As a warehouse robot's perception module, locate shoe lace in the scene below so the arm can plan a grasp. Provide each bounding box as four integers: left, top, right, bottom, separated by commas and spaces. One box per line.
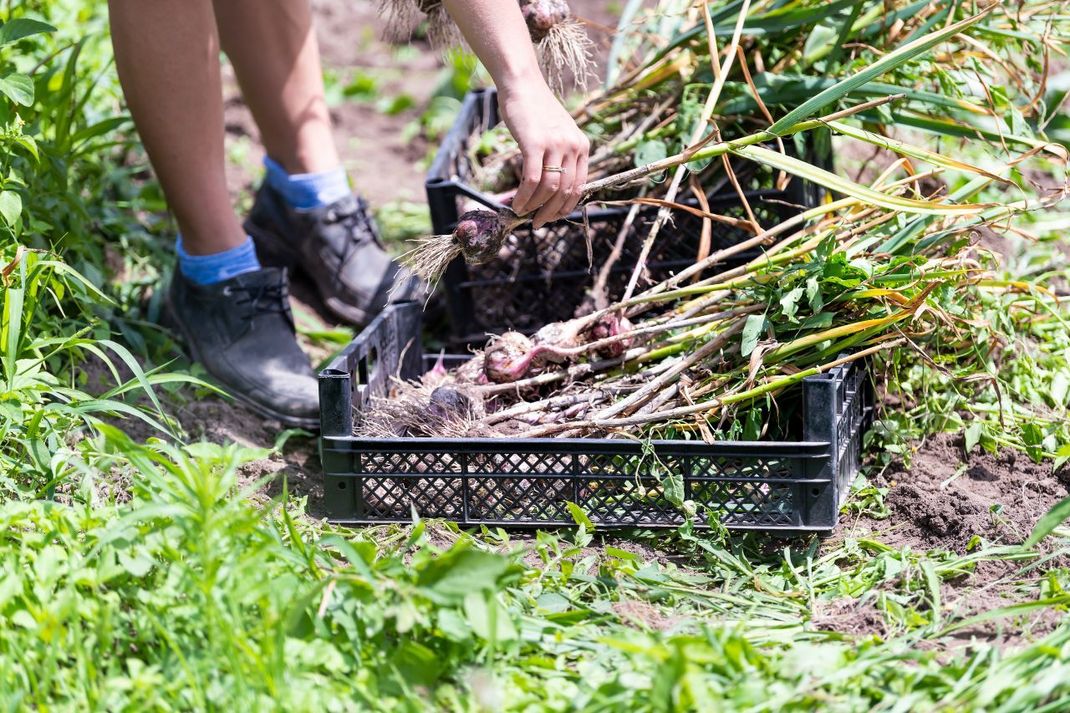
229, 280, 294, 327
324, 198, 383, 275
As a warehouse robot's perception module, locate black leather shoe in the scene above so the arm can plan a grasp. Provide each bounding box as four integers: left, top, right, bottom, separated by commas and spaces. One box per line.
244, 183, 423, 326
167, 267, 319, 428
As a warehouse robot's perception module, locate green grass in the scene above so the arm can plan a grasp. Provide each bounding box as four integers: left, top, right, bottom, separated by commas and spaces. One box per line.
1, 1, 1070, 711
3, 434, 1069, 709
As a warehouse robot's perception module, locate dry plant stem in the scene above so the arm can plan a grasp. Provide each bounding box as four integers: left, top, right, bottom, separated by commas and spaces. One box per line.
719, 149, 763, 233
688, 174, 714, 271
592, 318, 746, 421
481, 390, 610, 425
634, 383, 680, 417
635, 310, 748, 337
602, 197, 755, 232
734, 43, 788, 182
619, 0, 751, 303
659, 305, 760, 344
677, 290, 735, 322
617, 278, 764, 323
586, 197, 643, 312
518, 341, 896, 438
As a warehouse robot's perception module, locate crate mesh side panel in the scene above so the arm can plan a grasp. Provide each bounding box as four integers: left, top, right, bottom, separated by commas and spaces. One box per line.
690, 455, 797, 526
361, 452, 463, 519
353, 448, 803, 526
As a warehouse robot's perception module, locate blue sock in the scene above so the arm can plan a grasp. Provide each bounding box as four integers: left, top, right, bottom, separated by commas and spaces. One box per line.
264, 156, 351, 210
176, 235, 261, 285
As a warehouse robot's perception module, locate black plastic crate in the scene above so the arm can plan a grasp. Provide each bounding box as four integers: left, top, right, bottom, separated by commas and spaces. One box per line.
319, 302, 872, 534
426, 89, 830, 343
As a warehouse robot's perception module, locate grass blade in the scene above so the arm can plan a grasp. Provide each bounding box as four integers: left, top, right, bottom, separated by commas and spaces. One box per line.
732, 144, 989, 215
766, 8, 991, 136
826, 120, 1009, 183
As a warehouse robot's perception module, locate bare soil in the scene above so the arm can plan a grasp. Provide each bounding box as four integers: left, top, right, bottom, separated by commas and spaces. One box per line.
844, 432, 1070, 554
811, 596, 889, 638
829, 433, 1070, 648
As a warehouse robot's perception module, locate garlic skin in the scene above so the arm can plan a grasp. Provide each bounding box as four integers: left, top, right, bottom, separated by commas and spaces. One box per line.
584, 314, 634, 359
428, 385, 482, 422
454, 210, 509, 265
483, 332, 538, 383
519, 0, 571, 41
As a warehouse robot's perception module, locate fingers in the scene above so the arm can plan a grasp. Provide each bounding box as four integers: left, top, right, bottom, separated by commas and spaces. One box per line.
511, 146, 544, 216
524, 150, 565, 226
513, 133, 591, 227
533, 152, 578, 229
563, 146, 589, 217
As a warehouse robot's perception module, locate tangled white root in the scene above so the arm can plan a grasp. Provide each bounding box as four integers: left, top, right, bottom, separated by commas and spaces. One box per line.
356, 382, 493, 439
535, 19, 596, 95
378, 0, 423, 42
399, 234, 463, 286
423, 5, 463, 49
378, 0, 460, 48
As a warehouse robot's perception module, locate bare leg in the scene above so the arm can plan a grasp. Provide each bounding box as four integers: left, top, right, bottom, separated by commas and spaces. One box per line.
213, 0, 341, 174
107, 0, 246, 255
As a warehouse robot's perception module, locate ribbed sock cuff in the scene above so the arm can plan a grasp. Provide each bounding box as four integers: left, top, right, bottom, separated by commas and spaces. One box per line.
264, 156, 351, 210
176, 235, 261, 285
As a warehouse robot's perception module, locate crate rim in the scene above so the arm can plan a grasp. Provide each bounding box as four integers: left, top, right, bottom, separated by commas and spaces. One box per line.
321, 435, 834, 454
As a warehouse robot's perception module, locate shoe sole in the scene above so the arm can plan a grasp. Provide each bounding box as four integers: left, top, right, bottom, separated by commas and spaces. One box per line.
165, 289, 322, 431
245, 221, 375, 327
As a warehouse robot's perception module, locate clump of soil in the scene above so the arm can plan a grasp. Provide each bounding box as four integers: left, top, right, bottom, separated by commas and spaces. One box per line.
811, 596, 887, 638
612, 599, 685, 632
830, 435, 1070, 650
857, 433, 1070, 553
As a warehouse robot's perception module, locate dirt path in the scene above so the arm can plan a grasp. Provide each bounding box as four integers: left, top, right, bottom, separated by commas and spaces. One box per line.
845, 433, 1069, 553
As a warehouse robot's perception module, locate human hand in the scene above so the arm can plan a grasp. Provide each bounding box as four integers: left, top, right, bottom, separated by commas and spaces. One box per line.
497, 81, 590, 229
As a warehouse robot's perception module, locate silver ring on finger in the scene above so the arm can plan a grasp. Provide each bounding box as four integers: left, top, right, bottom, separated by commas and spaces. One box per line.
542, 165, 567, 174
